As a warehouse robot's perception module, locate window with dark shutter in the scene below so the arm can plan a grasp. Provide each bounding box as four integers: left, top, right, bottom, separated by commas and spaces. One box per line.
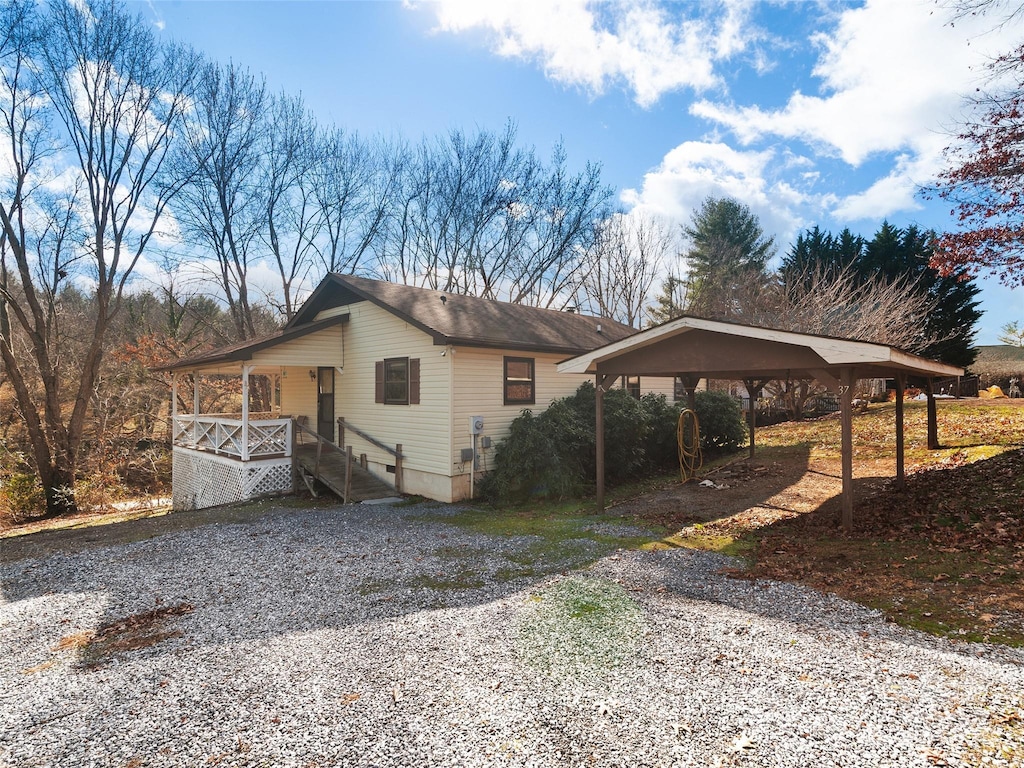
377, 357, 418, 405
504, 357, 535, 405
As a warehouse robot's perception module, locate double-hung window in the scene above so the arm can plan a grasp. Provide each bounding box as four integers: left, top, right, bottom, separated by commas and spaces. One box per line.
375, 358, 420, 405
503, 357, 535, 405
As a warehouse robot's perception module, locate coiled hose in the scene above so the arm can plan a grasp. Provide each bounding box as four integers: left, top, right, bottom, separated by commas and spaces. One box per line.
677, 408, 702, 483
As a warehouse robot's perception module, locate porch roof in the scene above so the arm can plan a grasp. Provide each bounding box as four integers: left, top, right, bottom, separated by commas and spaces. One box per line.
155, 314, 348, 374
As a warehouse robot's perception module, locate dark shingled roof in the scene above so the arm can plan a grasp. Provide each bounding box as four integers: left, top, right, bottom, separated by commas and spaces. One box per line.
157, 276, 636, 372
288, 274, 637, 354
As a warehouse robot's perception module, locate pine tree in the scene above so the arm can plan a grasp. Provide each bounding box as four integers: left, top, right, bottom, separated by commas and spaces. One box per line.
682, 197, 774, 318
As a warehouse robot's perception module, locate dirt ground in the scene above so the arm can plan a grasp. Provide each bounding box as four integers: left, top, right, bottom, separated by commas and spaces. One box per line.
608, 452, 877, 533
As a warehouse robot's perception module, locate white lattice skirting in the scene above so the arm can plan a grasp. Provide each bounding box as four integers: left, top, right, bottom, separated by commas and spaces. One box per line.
172, 449, 293, 511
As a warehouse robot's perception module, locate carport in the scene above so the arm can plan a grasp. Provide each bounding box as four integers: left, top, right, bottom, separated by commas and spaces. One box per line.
557, 316, 963, 531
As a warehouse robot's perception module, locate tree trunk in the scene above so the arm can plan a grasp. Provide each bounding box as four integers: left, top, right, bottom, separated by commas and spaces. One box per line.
39, 462, 78, 519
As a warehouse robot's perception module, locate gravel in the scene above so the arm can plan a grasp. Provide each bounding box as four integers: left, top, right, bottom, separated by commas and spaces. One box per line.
2, 501, 1022, 767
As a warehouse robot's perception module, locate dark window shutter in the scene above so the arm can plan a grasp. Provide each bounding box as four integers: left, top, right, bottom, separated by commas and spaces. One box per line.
375, 361, 384, 403
409, 358, 420, 404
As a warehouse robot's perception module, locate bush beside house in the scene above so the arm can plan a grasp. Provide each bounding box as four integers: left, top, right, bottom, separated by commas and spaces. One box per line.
482, 383, 746, 503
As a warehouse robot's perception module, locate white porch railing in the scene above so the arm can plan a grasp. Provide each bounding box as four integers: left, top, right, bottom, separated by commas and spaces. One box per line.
172, 415, 293, 460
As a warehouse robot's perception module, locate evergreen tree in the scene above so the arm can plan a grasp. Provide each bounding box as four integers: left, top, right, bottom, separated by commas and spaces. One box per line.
683, 197, 775, 318
783, 222, 982, 368
646, 274, 688, 326
782, 226, 865, 289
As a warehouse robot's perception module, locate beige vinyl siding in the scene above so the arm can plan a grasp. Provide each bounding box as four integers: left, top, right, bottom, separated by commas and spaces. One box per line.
650, 376, 677, 400
319, 301, 452, 480
279, 367, 317, 425
450, 348, 592, 477
640, 376, 677, 400
249, 325, 344, 368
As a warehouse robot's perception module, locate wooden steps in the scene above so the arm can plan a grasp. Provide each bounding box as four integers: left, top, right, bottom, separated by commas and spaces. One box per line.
294, 444, 397, 503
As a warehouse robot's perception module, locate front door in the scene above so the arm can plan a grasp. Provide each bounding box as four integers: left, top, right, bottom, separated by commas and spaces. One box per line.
317, 367, 335, 441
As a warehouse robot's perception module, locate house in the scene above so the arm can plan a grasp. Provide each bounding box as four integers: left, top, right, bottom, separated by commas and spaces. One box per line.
160, 274, 677, 510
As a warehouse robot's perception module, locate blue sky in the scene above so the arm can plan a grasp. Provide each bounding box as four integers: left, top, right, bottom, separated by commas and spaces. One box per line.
138, 0, 1022, 344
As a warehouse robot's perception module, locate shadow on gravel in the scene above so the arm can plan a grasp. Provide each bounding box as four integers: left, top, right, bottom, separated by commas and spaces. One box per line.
0, 500, 662, 669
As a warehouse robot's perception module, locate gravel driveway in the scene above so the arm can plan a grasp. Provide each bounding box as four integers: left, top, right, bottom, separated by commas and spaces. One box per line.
2, 501, 1022, 767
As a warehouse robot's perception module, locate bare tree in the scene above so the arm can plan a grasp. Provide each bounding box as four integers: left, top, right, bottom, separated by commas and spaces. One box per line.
745, 267, 941, 418
0, 0, 199, 516
506, 147, 610, 307
172, 61, 267, 341
374, 124, 611, 306
261, 91, 319, 320
311, 129, 400, 278
579, 212, 672, 326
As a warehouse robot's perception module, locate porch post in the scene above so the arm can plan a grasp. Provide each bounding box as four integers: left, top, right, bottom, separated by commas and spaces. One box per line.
743, 379, 769, 459
171, 372, 178, 417
595, 373, 610, 512
171, 373, 178, 447
840, 367, 855, 532
193, 370, 200, 446
895, 372, 906, 490
241, 364, 251, 461
679, 373, 698, 412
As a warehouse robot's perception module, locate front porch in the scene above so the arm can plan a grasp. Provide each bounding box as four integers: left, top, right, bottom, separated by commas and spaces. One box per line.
170, 410, 296, 511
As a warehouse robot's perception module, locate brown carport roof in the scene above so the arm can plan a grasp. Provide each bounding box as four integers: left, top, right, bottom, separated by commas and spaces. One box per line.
558, 315, 965, 531
557, 315, 962, 381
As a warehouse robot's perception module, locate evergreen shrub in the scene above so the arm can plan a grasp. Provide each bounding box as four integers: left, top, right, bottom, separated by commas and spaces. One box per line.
482, 383, 746, 503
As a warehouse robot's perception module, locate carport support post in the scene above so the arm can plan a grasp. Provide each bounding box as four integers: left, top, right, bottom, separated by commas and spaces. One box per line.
895, 372, 906, 490
680, 373, 698, 412
925, 377, 939, 450
595, 373, 611, 512
744, 379, 767, 459
840, 367, 855, 532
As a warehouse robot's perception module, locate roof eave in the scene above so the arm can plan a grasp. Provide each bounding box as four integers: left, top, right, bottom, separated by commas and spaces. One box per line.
154, 314, 349, 373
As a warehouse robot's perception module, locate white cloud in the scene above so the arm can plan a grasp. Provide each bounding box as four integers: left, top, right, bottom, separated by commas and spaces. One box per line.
690, 0, 1014, 167
429, 0, 759, 107
621, 140, 811, 250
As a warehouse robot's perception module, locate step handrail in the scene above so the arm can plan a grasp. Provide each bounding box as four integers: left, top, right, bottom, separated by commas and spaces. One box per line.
337, 417, 403, 459
337, 417, 403, 494
294, 418, 404, 496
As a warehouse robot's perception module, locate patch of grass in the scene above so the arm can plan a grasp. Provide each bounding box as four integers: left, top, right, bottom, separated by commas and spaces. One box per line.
644, 530, 757, 559
407, 568, 488, 591
516, 576, 646, 678
757, 401, 1024, 464
355, 577, 397, 596
419, 501, 665, 584
423, 494, 665, 543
